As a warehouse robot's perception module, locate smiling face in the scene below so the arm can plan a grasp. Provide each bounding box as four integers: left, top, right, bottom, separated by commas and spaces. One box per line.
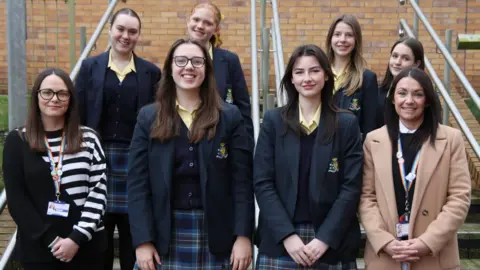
291, 56, 328, 101
393, 76, 426, 127
389, 43, 420, 77
109, 14, 140, 55
330, 21, 356, 58
38, 74, 70, 120
172, 43, 206, 93
187, 7, 218, 46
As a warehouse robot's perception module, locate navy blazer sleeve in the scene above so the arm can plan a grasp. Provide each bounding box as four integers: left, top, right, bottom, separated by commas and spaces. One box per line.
228, 53, 253, 140
360, 70, 378, 136
127, 106, 156, 248
76, 60, 91, 125
315, 115, 363, 249
254, 110, 296, 243
229, 106, 255, 238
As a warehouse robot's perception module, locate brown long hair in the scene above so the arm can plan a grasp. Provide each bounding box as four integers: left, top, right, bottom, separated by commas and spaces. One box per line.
25, 68, 83, 153
190, 3, 223, 48
151, 38, 221, 143
326, 14, 366, 96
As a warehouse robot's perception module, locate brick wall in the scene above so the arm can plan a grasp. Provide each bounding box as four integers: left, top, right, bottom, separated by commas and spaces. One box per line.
0, 0, 479, 96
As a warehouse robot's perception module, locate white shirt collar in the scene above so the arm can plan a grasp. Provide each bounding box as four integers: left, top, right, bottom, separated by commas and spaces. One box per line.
399, 121, 417, 134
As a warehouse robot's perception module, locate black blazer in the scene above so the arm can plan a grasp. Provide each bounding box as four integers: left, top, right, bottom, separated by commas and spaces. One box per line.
212, 48, 253, 140
253, 108, 363, 263
127, 103, 254, 257
75, 51, 161, 131
334, 69, 378, 136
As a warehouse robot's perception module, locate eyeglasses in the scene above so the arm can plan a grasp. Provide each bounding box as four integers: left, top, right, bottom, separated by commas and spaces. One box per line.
173, 56, 206, 68
37, 89, 71, 101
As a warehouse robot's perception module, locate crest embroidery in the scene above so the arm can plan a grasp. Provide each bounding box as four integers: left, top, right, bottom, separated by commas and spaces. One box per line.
349, 98, 360, 111
216, 142, 228, 159
225, 89, 233, 104
328, 158, 339, 173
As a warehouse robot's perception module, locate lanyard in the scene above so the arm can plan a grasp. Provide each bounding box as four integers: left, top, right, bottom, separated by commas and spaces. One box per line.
396, 137, 421, 215
44, 133, 66, 201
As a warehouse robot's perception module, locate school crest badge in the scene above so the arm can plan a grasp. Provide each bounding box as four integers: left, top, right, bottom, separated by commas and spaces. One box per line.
328, 157, 339, 173
349, 98, 360, 111
225, 88, 233, 104
216, 142, 228, 159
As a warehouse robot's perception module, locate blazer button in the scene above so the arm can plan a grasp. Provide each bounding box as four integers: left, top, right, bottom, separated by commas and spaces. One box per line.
188, 192, 193, 197
422, 209, 429, 216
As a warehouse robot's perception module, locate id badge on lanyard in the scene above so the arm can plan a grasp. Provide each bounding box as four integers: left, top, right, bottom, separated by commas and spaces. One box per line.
44, 134, 70, 218
395, 137, 420, 239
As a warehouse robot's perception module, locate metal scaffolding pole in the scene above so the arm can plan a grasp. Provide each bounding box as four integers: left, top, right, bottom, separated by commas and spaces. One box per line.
6, 0, 28, 131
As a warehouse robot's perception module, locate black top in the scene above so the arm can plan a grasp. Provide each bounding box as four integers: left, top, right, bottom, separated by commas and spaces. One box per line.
3, 127, 107, 263
392, 133, 421, 220
100, 69, 139, 143
293, 128, 318, 223
172, 121, 202, 209
376, 85, 389, 129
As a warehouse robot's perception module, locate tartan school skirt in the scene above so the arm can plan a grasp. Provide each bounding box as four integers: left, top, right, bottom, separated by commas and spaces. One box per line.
256, 223, 357, 270
134, 209, 231, 270
104, 142, 130, 213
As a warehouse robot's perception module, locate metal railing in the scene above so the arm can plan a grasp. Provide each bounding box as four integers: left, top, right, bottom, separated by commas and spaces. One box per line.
398, 18, 480, 158
404, 0, 480, 111
0, 1, 123, 268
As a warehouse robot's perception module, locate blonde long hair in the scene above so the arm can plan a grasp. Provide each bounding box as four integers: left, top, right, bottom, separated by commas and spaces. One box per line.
326, 14, 366, 96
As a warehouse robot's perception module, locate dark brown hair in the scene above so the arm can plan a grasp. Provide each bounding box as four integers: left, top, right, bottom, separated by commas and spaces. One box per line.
151, 38, 221, 143
326, 14, 365, 96
110, 8, 141, 31
280, 44, 339, 143
385, 67, 440, 151
380, 37, 425, 92
25, 68, 83, 154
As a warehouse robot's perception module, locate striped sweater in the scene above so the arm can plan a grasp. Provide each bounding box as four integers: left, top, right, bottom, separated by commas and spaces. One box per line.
3, 126, 107, 251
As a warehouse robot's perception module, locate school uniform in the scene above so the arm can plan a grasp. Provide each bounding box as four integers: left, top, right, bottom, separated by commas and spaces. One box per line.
359, 124, 471, 270
75, 50, 161, 270
333, 69, 378, 137
128, 102, 254, 269
253, 106, 363, 269
3, 127, 107, 269
212, 47, 253, 140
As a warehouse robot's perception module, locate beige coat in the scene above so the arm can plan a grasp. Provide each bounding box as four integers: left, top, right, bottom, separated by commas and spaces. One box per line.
359, 125, 471, 270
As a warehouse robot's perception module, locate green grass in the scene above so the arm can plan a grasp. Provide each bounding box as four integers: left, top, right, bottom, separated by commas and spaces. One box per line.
466, 98, 480, 123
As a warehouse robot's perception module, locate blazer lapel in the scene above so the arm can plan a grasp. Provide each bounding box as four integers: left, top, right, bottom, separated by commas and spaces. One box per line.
308, 113, 333, 206
213, 49, 228, 99
198, 117, 225, 191
283, 128, 300, 215
134, 56, 151, 110
91, 52, 108, 127
152, 140, 175, 192
371, 129, 398, 223
409, 129, 447, 229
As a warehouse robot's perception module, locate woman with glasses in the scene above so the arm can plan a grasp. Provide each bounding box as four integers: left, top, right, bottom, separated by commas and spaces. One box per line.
186, 3, 253, 138
128, 38, 254, 270
75, 8, 161, 270
3, 68, 107, 269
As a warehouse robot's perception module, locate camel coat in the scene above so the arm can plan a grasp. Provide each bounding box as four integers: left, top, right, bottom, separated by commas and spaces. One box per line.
359, 125, 471, 270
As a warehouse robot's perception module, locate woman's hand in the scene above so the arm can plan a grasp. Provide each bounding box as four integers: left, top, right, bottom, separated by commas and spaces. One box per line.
230, 236, 252, 270
136, 242, 161, 270
283, 234, 312, 266
52, 237, 79, 263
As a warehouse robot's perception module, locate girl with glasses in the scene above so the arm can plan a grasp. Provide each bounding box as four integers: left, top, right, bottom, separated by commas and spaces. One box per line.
75, 8, 161, 270
128, 38, 254, 270
186, 3, 253, 140
3, 68, 107, 269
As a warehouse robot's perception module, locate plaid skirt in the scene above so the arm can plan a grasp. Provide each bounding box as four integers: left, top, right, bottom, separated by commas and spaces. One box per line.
256, 224, 357, 270
134, 210, 230, 270
104, 142, 130, 213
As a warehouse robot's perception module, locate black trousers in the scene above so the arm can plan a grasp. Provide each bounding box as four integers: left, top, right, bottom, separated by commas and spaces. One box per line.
104, 213, 135, 270
23, 253, 104, 270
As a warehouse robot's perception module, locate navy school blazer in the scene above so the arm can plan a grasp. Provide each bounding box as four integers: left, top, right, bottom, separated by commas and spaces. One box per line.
212, 47, 253, 140
253, 107, 363, 264
334, 69, 378, 137
127, 103, 254, 257
75, 51, 161, 130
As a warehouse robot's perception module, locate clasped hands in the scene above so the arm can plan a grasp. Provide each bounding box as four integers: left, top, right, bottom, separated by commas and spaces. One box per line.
383, 238, 432, 263
283, 234, 328, 267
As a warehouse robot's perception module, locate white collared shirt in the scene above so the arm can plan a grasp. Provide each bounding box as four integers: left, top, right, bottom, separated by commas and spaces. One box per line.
399, 121, 417, 134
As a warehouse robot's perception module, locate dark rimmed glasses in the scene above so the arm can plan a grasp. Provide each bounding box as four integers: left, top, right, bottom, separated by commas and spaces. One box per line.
37, 89, 71, 101
173, 56, 206, 68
